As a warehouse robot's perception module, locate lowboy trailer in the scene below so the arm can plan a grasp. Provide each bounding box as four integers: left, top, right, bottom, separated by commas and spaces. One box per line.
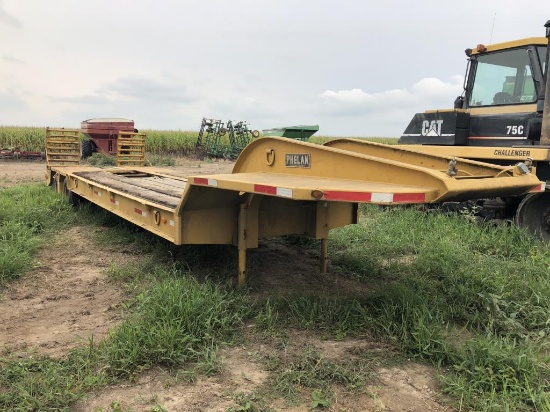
46, 128, 543, 285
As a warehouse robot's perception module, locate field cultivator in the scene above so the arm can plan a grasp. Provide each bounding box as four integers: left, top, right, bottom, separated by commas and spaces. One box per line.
195, 117, 259, 159
0, 147, 45, 160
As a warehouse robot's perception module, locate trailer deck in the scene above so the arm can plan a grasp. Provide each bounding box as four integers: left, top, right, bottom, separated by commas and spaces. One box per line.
46, 130, 544, 284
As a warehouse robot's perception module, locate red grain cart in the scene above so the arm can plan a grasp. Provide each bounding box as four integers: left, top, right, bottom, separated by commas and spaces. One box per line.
80, 118, 135, 158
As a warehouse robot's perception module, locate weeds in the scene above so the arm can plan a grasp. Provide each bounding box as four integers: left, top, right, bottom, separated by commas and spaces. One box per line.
3, 170, 550, 410
102, 274, 250, 379
0, 184, 74, 282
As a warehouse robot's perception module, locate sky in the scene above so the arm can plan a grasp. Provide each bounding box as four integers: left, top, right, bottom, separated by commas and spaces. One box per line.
0, 1, 548, 137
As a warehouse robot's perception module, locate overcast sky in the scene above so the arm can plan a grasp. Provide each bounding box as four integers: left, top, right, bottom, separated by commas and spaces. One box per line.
0, 1, 548, 136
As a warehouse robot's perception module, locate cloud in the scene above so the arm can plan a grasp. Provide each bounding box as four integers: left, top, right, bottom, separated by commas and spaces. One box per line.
49, 94, 111, 105
319, 76, 463, 116
2, 54, 24, 64
100, 76, 197, 104
0, 1, 21, 28
314, 76, 465, 136
0, 89, 28, 112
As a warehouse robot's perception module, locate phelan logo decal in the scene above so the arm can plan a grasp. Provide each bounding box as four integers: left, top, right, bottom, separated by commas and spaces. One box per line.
285, 153, 311, 168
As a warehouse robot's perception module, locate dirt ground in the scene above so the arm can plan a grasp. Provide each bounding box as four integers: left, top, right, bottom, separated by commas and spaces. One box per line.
0, 159, 453, 411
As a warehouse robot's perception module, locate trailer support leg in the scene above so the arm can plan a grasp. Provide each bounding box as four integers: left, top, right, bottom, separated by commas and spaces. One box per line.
320, 238, 329, 274
238, 203, 248, 287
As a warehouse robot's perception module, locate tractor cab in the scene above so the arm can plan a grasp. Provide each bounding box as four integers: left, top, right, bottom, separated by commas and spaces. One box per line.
399, 37, 548, 147
465, 40, 546, 109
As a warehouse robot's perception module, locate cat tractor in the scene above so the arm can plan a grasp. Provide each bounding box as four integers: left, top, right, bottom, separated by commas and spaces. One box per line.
396, 20, 550, 239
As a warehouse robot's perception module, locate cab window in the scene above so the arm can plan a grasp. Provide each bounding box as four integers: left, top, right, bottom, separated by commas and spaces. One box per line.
469, 48, 537, 107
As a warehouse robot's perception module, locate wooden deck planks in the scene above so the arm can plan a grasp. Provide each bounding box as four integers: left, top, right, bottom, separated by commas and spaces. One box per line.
74, 171, 185, 209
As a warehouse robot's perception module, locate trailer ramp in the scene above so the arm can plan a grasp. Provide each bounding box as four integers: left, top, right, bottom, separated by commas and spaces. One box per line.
51, 137, 543, 284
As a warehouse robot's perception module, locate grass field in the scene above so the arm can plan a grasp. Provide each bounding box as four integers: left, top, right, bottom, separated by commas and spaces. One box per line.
1, 183, 550, 410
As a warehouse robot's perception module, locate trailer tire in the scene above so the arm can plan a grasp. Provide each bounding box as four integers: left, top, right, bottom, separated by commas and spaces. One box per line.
81, 139, 93, 159
62, 179, 80, 206
50, 174, 57, 192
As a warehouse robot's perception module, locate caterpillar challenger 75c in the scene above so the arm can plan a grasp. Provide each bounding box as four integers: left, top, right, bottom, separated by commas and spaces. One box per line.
397, 20, 550, 239
330, 20, 550, 239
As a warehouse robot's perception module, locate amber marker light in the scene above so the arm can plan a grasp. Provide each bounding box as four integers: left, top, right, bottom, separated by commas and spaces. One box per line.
476, 44, 487, 52
311, 190, 324, 199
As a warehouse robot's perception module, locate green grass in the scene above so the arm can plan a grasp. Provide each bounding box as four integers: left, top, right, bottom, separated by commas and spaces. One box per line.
3, 177, 550, 410
0, 184, 76, 283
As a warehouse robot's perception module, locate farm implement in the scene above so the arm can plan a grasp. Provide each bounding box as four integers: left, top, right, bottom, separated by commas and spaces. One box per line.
46, 129, 542, 285
0, 147, 45, 160
195, 117, 259, 159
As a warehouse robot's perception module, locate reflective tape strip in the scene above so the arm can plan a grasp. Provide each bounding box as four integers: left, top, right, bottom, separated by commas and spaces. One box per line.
134, 208, 147, 217
277, 187, 293, 198
194, 177, 218, 186
324, 190, 426, 203
392, 193, 427, 203
530, 182, 547, 192
324, 191, 371, 202
253, 184, 293, 198
109, 198, 120, 205
169, 220, 175, 227
93, 190, 101, 196
254, 184, 276, 195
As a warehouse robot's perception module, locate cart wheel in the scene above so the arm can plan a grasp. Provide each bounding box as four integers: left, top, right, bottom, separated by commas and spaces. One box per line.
81, 139, 93, 159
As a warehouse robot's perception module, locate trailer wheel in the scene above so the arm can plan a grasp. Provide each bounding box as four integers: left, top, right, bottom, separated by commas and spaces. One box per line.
81, 139, 93, 159
515, 193, 550, 241
49, 174, 57, 192
62, 179, 80, 206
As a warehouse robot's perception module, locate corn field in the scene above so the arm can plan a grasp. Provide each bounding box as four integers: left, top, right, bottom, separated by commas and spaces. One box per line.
0, 126, 397, 156
0, 126, 46, 152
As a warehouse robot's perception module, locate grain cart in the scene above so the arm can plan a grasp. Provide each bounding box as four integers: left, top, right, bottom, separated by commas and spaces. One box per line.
80, 118, 136, 158
326, 20, 550, 239
262, 125, 320, 141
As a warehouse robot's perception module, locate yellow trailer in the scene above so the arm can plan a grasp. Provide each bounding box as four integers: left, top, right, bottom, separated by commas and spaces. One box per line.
46, 128, 543, 285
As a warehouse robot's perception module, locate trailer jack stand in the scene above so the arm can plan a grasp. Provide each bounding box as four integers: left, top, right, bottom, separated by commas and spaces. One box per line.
238, 203, 248, 287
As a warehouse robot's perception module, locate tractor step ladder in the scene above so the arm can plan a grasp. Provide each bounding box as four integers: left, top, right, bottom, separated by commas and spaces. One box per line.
116, 131, 146, 167
45, 128, 80, 166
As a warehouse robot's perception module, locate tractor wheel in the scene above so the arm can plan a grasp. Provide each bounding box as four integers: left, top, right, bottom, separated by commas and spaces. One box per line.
515, 193, 550, 241
81, 139, 94, 159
